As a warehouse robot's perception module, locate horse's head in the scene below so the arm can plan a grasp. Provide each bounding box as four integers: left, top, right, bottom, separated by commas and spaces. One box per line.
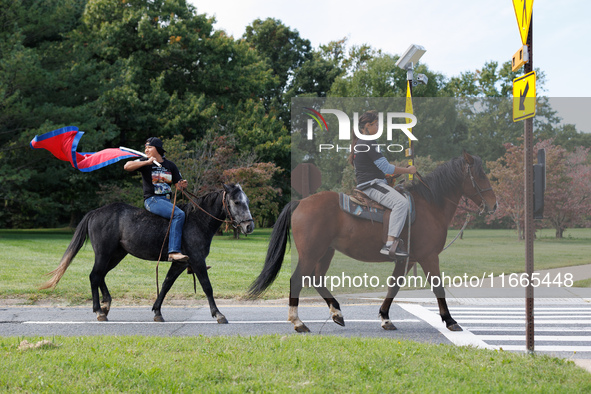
462, 151, 498, 215
223, 183, 255, 234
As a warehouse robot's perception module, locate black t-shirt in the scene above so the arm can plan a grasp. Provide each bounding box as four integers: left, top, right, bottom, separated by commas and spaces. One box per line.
354, 147, 386, 185
134, 158, 183, 200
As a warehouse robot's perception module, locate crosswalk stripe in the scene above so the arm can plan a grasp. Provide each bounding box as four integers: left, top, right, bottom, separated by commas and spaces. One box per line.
436, 311, 591, 315
468, 327, 591, 332
450, 319, 591, 324
498, 345, 591, 352
419, 305, 591, 353
478, 335, 591, 342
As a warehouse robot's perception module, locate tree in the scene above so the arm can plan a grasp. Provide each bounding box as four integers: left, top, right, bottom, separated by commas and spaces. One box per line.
540, 141, 591, 238
0, 0, 281, 227
243, 18, 312, 96
224, 163, 283, 229
488, 139, 591, 239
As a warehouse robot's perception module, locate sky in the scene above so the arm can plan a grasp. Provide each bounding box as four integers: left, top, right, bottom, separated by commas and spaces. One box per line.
188, 0, 591, 132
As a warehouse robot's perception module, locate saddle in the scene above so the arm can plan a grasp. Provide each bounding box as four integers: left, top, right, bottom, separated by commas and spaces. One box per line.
339, 186, 415, 243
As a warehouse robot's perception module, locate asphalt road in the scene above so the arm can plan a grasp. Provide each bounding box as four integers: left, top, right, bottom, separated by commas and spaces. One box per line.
0, 301, 446, 343
2, 297, 591, 362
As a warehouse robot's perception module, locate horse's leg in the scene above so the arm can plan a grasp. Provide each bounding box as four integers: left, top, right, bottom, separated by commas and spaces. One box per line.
89, 253, 110, 321
288, 264, 310, 333
421, 255, 462, 331
191, 259, 228, 324
312, 248, 345, 326
152, 260, 187, 322
98, 248, 128, 317
379, 260, 414, 330
314, 286, 344, 326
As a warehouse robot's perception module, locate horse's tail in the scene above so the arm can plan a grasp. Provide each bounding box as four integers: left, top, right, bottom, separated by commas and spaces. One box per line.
39, 211, 94, 290
247, 200, 300, 299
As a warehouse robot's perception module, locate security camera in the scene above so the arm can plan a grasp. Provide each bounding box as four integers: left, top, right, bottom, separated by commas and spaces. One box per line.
396, 44, 426, 70
414, 73, 428, 85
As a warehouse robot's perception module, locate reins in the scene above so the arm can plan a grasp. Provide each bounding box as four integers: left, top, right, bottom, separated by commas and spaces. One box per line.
181, 188, 254, 231
154, 186, 253, 299
155, 188, 178, 298
181, 189, 229, 224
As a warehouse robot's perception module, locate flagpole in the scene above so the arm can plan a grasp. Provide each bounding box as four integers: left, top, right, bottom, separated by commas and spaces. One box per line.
120, 147, 162, 167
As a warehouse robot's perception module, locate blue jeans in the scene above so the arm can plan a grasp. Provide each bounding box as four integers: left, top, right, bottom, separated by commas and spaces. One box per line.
144, 196, 185, 254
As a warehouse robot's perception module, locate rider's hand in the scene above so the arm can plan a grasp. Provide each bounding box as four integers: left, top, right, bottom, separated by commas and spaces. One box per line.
407, 165, 417, 174
176, 179, 188, 190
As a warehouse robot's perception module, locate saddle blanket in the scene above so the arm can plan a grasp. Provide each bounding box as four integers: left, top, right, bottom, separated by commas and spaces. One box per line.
338, 191, 415, 225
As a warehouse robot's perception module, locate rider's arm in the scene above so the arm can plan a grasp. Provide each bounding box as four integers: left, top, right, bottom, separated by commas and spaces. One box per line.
373, 156, 417, 176
373, 157, 396, 175
393, 165, 417, 175
124, 158, 153, 172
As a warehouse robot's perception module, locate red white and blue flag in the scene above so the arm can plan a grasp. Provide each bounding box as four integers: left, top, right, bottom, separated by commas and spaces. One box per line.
30, 126, 141, 172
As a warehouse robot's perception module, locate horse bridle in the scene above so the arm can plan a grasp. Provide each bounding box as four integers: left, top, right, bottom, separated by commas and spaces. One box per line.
221, 191, 255, 231
182, 189, 254, 232
464, 163, 494, 214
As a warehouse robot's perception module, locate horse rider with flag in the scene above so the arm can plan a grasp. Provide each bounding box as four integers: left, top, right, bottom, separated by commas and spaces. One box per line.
124, 137, 190, 263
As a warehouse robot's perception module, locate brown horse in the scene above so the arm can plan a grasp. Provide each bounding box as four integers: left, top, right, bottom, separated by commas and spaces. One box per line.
248, 151, 497, 332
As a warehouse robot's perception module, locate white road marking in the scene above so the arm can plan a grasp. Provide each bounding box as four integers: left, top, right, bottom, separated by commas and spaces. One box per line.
398, 304, 496, 350
21, 319, 420, 325
423, 305, 591, 353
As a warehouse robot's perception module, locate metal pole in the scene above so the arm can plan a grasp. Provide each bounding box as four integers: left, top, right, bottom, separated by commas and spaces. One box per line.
406, 71, 415, 180
405, 72, 417, 277
524, 14, 534, 354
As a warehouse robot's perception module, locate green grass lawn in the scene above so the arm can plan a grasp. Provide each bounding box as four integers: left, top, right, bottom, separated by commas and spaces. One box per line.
303, 228, 591, 295
1, 335, 589, 392
0, 228, 290, 304
0, 227, 590, 304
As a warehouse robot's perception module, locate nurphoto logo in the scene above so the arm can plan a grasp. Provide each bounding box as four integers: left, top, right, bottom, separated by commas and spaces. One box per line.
304, 109, 418, 152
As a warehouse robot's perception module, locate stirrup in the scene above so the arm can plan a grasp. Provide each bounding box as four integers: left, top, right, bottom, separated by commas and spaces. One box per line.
388, 239, 408, 258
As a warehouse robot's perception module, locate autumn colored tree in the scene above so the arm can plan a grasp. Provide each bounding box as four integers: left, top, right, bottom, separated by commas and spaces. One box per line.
162, 135, 282, 229
487, 143, 526, 238
488, 140, 591, 239
224, 163, 283, 228
540, 141, 591, 237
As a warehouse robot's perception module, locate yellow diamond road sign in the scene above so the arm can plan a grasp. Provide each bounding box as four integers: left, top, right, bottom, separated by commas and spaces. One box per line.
513, 0, 534, 45
513, 71, 536, 122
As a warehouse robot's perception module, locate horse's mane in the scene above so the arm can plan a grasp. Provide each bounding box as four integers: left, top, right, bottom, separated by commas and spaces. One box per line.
407, 155, 485, 207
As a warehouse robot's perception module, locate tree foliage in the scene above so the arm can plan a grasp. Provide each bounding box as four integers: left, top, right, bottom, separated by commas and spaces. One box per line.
1, 2, 589, 231
488, 140, 591, 238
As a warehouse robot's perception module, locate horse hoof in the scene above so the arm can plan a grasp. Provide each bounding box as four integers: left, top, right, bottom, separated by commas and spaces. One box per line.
101, 307, 110, 316
294, 324, 310, 333
332, 315, 345, 327
447, 323, 463, 332
381, 321, 397, 330
154, 315, 165, 323
97, 315, 108, 322
217, 316, 228, 324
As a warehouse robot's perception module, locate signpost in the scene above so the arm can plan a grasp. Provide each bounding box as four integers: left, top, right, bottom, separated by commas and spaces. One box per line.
395, 44, 427, 182
396, 44, 427, 277
512, 0, 535, 353
512, 71, 536, 121
405, 81, 414, 181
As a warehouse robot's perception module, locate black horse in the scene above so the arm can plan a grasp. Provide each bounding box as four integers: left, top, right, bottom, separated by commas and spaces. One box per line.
41, 183, 254, 323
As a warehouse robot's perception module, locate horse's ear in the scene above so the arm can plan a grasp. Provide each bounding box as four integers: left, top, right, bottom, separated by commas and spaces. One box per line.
463, 150, 474, 165
223, 184, 231, 193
